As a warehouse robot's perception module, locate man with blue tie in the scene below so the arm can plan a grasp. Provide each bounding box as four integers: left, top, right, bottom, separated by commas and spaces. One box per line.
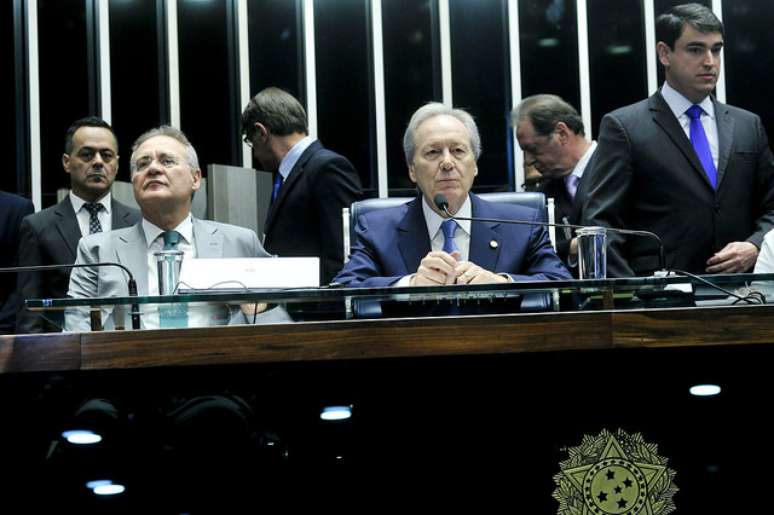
581, 3, 774, 276
241, 87, 362, 285
333, 102, 570, 288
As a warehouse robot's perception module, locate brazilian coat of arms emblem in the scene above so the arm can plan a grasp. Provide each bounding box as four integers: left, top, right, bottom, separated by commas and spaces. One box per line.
553, 429, 678, 515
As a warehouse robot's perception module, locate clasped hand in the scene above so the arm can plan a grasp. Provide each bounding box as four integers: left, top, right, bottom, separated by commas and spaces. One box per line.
410, 250, 508, 286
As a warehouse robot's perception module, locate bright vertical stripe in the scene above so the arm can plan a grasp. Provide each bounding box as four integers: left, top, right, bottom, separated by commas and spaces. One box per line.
237, 0, 251, 167
371, 0, 387, 198
304, 0, 317, 137
508, 0, 523, 191
97, 0, 111, 122
711, 0, 726, 103
576, 0, 592, 137
167, 0, 181, 128
644, 0, 657, 95
28, 0, 41, 210
438, 0, 452, 105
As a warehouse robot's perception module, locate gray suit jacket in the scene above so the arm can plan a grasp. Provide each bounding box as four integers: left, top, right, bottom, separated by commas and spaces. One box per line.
64, 217, 291, 332
581, 91, 774, 276
16, 195, 140, 333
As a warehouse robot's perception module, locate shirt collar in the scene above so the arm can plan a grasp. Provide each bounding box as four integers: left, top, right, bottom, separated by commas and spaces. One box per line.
142, 214, 194, 249
661, 81, 715, 120
422, 194, 472, 240
569, 140, 597, 181
70, 191, 112, 214
278, 135, 316, 180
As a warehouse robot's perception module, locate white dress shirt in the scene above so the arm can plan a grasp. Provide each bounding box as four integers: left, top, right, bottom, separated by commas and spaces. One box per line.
661, 81, 719, 170
140, 215, 230, 329
278, 135, 316, 181
394, 195, 473, 286
70, 192, 112, 236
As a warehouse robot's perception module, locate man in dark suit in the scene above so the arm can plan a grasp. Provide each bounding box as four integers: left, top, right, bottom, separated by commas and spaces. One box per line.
241, 87, 362, 285
513, 94, 597, 274
16, 117, 140, 333
0, 191, 34, 333
333, 102, 570, 288
581, 3, 774, 277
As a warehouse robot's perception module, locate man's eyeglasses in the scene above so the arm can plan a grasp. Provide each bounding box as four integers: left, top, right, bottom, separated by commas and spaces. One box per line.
242, 132, 254, 148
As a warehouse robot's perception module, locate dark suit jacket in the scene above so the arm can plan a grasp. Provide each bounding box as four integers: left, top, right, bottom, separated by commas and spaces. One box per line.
537, 165, 593, 275
263, 140, 362, 285
333, 193, 571, 287
581, 91, 774, 276
0, 192, 34, 334
16, 194, 140, 333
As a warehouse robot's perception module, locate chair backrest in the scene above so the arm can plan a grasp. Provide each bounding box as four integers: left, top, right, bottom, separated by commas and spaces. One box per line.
343, 192, 548, 260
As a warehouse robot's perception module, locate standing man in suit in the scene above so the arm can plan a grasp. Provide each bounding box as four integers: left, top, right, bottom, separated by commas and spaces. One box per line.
513, 94, 597, 273
65, 126, 289, 331
581, 3, 774, 276
0, 191, 34, 333
16, 117, 140, 333
333, 102, 570, 288
241, 87, 363, 285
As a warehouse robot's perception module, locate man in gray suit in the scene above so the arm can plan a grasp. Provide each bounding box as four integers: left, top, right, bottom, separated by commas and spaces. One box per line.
581, 3, 774, 276
65, 126, 289, 332
17, 117, 140, 333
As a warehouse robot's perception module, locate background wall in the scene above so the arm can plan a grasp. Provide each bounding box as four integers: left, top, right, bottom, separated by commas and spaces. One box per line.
5, 0, 774, 210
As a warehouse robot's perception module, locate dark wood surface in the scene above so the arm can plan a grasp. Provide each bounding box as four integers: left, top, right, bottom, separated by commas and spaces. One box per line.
3, 303, 774, 373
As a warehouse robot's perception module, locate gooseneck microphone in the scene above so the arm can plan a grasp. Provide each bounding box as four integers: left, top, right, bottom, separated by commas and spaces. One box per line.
432, 193, 667, 272
0, 262, 141, 330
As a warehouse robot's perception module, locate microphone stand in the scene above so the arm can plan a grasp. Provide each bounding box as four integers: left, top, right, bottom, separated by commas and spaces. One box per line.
0, 263, 141, 330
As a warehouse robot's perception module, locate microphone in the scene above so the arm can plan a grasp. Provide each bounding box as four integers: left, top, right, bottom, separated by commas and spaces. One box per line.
0, 262, 141, 330
432, 193, 666, 272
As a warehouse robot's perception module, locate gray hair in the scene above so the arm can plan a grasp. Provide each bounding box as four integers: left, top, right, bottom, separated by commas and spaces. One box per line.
403, 102, 482, 167
511, 94, 585, 137
241, 87, 308, 139
129, 125, 200, 172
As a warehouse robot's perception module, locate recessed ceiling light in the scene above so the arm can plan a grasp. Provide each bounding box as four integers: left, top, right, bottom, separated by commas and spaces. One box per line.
320, 405, 352, 421
689, 384, 721, 396
62, 429, 102, 445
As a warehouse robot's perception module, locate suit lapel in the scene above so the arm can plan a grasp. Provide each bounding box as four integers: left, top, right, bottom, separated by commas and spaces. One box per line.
714, 100, 734, 188
264, 140, 322, 233
53, 196, 81, 261
468, 194, 501, 271
650, 92, 715, 191
115, 224, 149, 295
397, 198, 431, 273
193, 218, 223, 258
110, 199, 134, 229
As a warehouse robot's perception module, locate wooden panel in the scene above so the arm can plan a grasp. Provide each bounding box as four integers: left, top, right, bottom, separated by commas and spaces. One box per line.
0, 332, 81, 373
611, 304, 774, 348
80, 311, 612, 370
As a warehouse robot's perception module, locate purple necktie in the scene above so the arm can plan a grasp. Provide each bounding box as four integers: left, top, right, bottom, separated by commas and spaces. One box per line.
565, 174, 580, 200
441, 219, 459, 255
686, 105, 718, 189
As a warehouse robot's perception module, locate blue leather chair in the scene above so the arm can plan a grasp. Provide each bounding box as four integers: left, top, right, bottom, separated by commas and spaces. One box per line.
344, 192, 549, 259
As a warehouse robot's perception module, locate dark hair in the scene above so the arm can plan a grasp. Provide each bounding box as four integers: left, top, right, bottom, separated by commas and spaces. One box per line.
511, 94, 585, 137
656, 3, 724, 50
64, 116, 115, 154
241, 87, 308, 140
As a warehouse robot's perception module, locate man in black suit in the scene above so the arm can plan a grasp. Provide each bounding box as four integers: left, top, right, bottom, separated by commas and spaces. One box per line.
581, 3, 774, 277
241, 87, 362, 284
16, 117, 140, 333
0, 191, 34, 333
513, 94, 597, 273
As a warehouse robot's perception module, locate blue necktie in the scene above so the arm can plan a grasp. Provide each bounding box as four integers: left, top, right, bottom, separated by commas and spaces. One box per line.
159, 230, 188, 328
271, 173, 284, 203
686, 105, 718, 189
441, 219, 459, 255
